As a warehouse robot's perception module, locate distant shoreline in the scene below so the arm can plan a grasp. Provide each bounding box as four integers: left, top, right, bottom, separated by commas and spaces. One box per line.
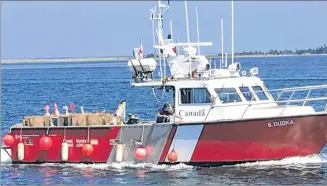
1, 53, 326, 64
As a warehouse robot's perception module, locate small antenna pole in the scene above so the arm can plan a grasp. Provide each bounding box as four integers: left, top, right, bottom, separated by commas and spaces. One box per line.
170, 20, 173, 41
184, 0, 191, 78
221, 17, 224, 68
140, 38, 143, 52
184, 0, 190, 44
151, 9, 156, 47
196, 6, 200, 55
231, 0, 234, 64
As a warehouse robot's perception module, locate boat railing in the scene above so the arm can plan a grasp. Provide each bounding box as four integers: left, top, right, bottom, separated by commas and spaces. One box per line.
212, 84, 327, 118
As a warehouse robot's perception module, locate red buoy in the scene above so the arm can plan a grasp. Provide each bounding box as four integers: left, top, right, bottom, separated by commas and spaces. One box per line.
39, 136, 52, 150
135, 145, 147, 160
3, 134, 14, 146
82, 144, 94, 156
167, 149, 178, 163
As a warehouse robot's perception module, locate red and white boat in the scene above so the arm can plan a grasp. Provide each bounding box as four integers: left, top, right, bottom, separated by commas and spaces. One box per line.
2, 0, 327, 166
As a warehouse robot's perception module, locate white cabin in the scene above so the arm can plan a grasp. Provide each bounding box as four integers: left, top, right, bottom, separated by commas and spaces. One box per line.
131, 67, 316, 123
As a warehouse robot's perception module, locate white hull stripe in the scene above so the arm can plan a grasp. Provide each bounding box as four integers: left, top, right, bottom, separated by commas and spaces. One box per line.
165, 124, 204, 162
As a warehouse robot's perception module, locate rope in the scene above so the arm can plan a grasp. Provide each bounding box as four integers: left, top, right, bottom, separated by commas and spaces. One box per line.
87, 126, 90, 143
119, 125, 122, 142
152, 87, 167, 103
20, 127, 22, 142
63, 127, 66, 141
172, 123, 178, 150
152, 88, 162, 103
141, 125, 145, 144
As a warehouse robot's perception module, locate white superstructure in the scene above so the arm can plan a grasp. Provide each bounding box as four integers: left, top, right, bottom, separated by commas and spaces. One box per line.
127, 0, 327, 124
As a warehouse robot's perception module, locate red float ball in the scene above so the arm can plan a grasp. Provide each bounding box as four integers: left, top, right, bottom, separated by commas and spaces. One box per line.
135, 145, 147, 160
3, 134, 14, 146
82, 144, 94, 156
39, 136, 52, 150
167, 150, 178, 163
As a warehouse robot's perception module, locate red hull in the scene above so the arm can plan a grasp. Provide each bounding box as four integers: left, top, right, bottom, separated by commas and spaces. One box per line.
191, 115, 327, 162
9, 127, 120, 163
4, 114, 327, 165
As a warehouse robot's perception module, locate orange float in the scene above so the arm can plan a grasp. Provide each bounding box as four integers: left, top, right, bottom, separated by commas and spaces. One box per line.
82, 144, 94, 156
167, 149, 178, 163
3, 134, 15, 146
135, 145, 147, 160
39, 136, 52, 150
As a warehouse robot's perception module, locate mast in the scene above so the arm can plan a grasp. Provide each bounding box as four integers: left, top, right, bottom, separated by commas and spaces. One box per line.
170, 21, 173, 41
196, 6, 200, 55
184, 0, 191, 78
140, 38, 143, 52
184, 0, 190, 44
150, 8, 156, 47
221, 17, 224, 68
154, 0, 169, 80
231, 0, 234, 64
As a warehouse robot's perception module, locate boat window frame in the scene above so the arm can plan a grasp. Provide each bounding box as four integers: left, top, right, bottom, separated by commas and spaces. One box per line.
179, 87, 212, 105
251, 85, 270, 101
239, 86, 258, 102
214, 87, 245, 104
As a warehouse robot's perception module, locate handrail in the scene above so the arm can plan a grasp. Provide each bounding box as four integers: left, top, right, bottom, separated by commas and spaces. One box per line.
268, 84, 327, 92
212, 96, 327, 108
216, 84, 327, 103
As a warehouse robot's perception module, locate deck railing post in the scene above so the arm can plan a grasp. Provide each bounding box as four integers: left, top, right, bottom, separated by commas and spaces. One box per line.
302, 89, 312, 106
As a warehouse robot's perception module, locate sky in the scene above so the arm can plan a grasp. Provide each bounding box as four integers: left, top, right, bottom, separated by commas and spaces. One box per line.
1, 1, 327, 60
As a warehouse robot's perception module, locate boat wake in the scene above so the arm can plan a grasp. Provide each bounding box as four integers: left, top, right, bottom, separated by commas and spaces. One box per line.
72, 162, 194, 171
233, 153, 327, 168
4, 154, 327, 171
3, 162, 194, 172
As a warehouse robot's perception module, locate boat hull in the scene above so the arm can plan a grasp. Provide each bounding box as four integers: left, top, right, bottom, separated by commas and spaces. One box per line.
2, 114, 327, 166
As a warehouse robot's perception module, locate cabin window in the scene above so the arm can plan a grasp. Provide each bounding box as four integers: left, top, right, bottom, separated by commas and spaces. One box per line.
215, 88, 242, 103
252, 86, 269, 100
180, 88, 211, 104
239, 87, 255, 101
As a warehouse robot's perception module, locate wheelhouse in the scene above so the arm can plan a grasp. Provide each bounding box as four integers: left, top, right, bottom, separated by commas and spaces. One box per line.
132, 74, 281, 123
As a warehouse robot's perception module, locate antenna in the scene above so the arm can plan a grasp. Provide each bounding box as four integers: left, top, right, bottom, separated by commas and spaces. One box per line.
221, 17, 224, 68
150, 8, 156, 47
184, 0, 190, 44
184, 0, 191, 78
196, 6, 200, 55
140, 38, 143, 52
231, 0, 234, 64
170, 20, 173, 41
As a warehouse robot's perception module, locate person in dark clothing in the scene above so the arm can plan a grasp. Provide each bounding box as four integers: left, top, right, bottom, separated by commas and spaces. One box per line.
156, 103, 181, 123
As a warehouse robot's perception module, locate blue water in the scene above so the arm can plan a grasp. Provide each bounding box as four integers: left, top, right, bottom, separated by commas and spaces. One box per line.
2, 55, 327, 185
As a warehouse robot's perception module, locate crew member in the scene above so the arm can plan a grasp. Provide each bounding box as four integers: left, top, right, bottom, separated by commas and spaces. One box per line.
156, 103, 182, 123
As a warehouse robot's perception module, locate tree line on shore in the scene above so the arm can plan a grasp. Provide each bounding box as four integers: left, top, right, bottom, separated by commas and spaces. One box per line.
231, 44, 327, 56
146, 44, 327, 57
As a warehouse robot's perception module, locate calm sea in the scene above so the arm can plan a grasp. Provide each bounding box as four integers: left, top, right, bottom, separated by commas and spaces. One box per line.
1, 55, 327, 185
